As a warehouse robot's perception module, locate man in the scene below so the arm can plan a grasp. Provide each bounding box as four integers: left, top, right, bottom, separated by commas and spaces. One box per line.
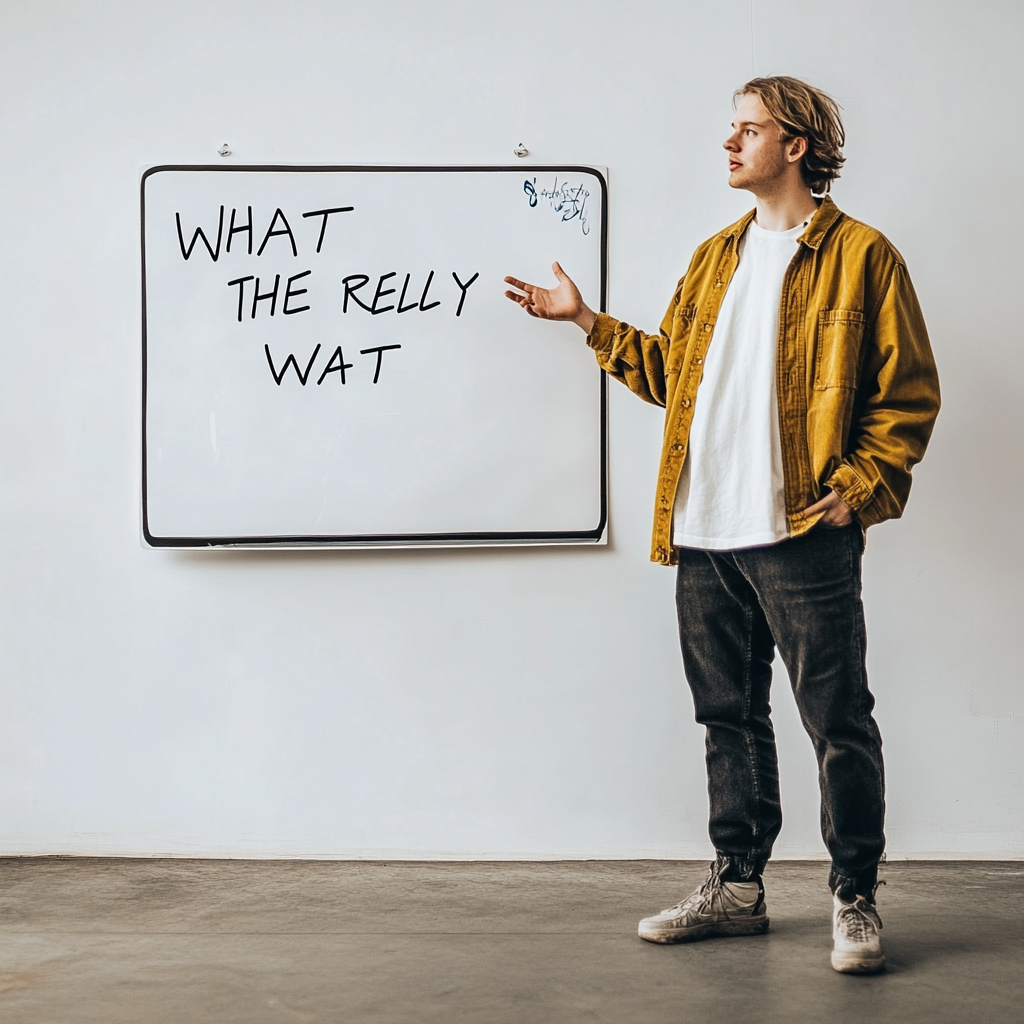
504, 76, 940, 974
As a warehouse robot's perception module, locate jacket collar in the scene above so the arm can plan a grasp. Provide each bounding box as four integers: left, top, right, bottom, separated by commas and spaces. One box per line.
800, 195, 842, 249
720, 194, 843, 249
720, 207, 757, 241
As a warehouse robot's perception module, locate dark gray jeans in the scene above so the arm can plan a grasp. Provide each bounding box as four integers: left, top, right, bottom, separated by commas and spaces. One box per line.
675, 523, 885, 895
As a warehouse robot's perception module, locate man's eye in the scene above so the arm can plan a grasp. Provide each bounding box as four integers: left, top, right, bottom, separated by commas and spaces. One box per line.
746, 129, 757, 136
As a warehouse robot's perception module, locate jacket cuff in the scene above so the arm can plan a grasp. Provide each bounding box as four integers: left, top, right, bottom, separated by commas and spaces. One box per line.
586, 312, 619, 356
826, 464, 876, 522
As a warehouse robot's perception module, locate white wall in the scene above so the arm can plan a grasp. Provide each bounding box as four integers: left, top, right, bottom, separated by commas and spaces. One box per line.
1, 0, 1021, 859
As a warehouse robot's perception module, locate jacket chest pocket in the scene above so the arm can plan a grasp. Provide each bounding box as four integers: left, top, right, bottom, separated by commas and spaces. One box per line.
814, 309, 865, 390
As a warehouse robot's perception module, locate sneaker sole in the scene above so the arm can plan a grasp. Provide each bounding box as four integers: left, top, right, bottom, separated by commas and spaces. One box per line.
831, 951, 886, 974
638, 915, 770, 944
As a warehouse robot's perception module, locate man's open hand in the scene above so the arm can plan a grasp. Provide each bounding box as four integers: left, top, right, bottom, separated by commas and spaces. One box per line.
504, 262, 597, 333
802, 489, 854, 528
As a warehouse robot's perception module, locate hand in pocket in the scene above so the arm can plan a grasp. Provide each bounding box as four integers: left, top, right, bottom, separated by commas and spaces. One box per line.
802, 490, 854, 528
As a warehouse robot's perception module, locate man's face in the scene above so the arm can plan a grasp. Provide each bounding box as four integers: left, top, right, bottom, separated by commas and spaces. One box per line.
724, 92, 799, 192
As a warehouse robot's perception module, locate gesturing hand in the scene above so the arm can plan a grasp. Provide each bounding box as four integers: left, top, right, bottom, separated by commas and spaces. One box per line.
504, 262, 597, 333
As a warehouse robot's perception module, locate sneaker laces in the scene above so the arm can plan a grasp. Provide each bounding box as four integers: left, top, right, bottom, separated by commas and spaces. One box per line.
836, 895, 882, 940
664, 859, 730, 916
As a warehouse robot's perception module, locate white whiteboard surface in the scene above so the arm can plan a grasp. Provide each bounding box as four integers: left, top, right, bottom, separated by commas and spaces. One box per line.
141, 166, 607, 548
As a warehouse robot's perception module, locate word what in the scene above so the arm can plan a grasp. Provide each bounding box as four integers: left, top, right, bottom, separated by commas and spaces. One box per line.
175, 205, 353, 261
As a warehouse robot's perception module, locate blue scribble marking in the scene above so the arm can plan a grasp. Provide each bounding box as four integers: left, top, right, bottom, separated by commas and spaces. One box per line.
524, 177, 590, 235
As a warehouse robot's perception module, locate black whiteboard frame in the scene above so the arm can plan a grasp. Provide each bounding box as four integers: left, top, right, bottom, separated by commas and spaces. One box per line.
141, 164, 608, 549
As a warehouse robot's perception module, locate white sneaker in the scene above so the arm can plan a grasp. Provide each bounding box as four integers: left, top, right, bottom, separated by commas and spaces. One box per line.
638, 863, 769, 944
831, 894, 885, 973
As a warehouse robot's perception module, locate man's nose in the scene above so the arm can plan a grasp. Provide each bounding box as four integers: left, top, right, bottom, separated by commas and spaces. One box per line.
723, 134, 740, 152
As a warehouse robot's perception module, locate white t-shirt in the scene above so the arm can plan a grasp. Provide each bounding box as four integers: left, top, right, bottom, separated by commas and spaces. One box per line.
672, 217, 808, 550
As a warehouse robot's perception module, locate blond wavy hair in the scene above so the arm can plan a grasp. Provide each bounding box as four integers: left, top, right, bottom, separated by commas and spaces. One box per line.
736, 76, 846, 194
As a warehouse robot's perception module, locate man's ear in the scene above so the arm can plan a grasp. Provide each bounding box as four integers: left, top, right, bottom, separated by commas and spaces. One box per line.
786, 136, 808, 164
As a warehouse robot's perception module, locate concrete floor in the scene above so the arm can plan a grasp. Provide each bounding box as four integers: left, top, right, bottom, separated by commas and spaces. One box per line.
1, 859, 1021, 1023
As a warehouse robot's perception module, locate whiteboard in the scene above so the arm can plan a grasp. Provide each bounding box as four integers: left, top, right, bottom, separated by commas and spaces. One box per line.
141, 166, 607, 548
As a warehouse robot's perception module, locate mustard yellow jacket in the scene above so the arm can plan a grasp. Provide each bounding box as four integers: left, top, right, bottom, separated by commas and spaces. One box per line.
586, 197, 940, 566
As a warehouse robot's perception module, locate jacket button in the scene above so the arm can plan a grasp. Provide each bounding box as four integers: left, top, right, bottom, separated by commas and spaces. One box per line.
682, 398, 692, 408
695, 357, 703, 364
672, 443, 683, 451
703, 324, 711, 332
